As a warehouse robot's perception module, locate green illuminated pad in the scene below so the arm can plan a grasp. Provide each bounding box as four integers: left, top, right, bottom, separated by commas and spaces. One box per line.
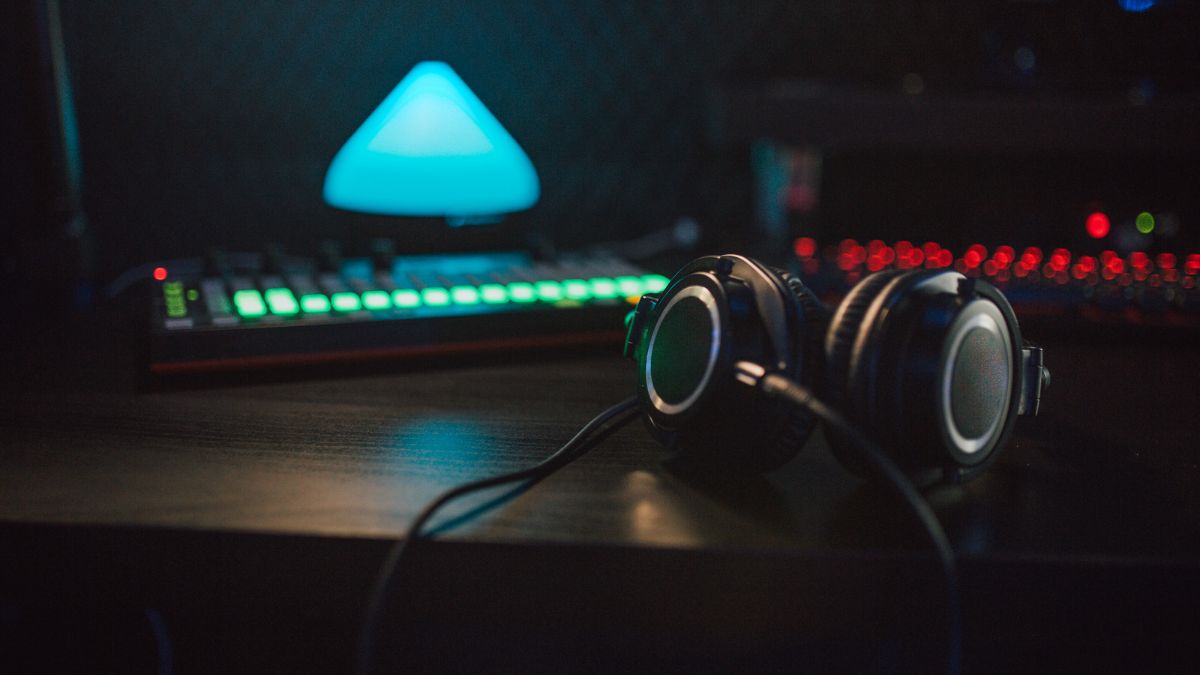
163, 282, 187, 318
588, 277, 619, 299
615, 276, 643, 296
642, 274, 669, 293
422, 287, 451, 306
331, 292, 362, 312
361, 290, 392, 310
562, 279, 591, 300
392, 289, 421, 308
507, 282, 536, 303
479, 284, 509, 304
300, 294, 331, 313
264, 288, 299, 316
534, 280, 563, 301
232, 289, 267, 318
451, 285, 480, 305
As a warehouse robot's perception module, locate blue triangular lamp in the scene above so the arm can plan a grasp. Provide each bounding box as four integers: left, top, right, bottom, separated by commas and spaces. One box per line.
323, 61, 540, 217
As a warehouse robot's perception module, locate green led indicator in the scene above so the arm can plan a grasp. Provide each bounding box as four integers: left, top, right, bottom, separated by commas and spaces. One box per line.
422, 287, 451, 306
479, 284, 508, 304
300, 294, 331, 313
332, 292, 362, 312
362, 290, 392, 310
562, 279, 591, 300
534, 280, 563, 301
615, 276, 643, 297
392, 289, 421, 308
642, 274, 669, 293
186, 288, 199, 302
232, 289, 267, 318
507, 282, 536, 303
1135, 211, 1155, 234
588, 277, 619, 299
264, 288, 300, 316
163, 282, 187, 317
451, 285, 481, 305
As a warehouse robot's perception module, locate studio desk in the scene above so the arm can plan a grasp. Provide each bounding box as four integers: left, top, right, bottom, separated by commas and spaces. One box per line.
2, 301, 1198, 674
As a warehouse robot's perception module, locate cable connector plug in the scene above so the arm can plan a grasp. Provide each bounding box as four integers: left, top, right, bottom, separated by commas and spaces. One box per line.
733, 360, 767, 388
735, 361, 815, 405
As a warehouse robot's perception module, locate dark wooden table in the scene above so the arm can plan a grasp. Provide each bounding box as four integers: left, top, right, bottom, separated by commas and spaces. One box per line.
2, 303, 1198, 673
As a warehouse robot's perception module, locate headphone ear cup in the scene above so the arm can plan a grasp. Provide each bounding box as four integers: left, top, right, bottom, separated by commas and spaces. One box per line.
823, 269, 907, 474
665, 265, 829, 473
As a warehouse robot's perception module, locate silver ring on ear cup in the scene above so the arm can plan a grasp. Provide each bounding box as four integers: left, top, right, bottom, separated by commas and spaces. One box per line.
645, 284, 722, 416
939, 303, 1013, 456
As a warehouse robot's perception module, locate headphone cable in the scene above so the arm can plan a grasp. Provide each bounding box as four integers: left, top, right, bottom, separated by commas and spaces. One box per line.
355, 395, 640, 675
736, 361, 962, 675
358, 371, 961, 674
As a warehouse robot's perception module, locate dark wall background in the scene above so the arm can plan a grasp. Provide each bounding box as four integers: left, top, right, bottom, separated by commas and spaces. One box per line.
9, 1, 1198, 281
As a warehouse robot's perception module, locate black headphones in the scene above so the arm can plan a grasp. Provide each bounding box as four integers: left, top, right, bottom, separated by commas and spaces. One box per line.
623, 254, 1048, 483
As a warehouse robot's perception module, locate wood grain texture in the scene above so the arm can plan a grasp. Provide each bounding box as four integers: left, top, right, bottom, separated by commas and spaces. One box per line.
2, 305, 1199, 560
3, 303, 1200, 673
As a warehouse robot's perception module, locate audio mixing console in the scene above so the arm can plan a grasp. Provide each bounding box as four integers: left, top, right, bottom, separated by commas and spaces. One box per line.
790, 238, 1200, 331
147, 245, 666, 375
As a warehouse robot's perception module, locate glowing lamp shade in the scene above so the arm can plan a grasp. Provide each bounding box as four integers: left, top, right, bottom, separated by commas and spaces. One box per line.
323, 62, 540, 216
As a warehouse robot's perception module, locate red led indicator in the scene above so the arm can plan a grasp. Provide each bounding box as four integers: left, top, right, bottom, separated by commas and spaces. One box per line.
786, 238, 1199, 299
153, 266, 168, 281
1049, 248, 1071, 272
1187, 254, 1200, 274
1085, 212, 1111, 239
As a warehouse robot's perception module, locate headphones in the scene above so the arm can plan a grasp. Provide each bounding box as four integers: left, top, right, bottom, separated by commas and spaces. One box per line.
623, 254, 1049, 483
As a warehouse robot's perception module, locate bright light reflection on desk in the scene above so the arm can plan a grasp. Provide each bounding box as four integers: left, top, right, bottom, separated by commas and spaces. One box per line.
387, 417, 494, 469
623, 470, 701, 546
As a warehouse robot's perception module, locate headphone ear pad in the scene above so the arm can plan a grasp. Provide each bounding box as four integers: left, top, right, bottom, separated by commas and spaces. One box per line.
754, 269, 830, 471
823, 269, 907, 473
